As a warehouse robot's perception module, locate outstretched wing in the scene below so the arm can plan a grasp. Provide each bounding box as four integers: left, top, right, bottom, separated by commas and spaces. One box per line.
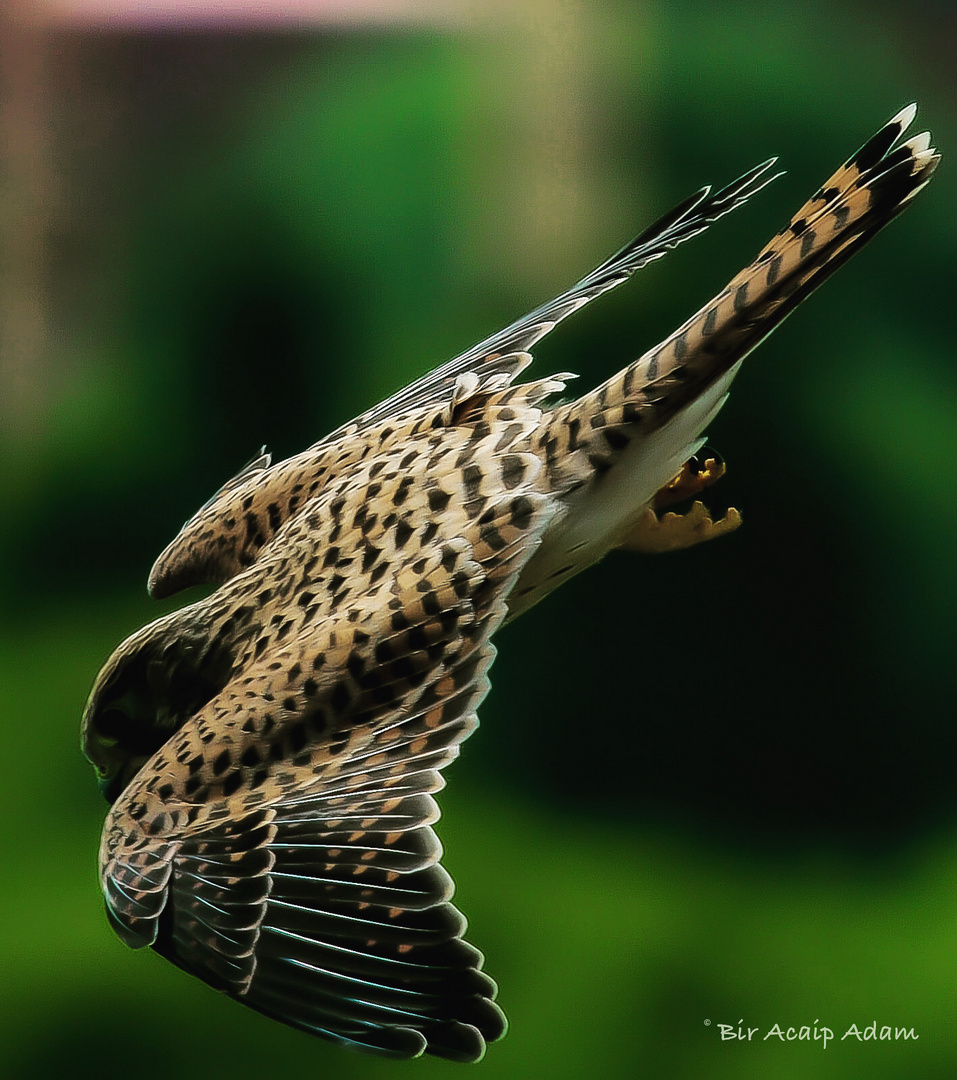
324, 156, 781, 438
101, 441, 556, 1060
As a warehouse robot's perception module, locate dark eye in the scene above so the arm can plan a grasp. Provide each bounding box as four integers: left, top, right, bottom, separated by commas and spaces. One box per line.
95, 707, 128, 740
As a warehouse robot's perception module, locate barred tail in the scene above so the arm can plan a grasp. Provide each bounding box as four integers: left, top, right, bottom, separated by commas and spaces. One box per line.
555, 104, 939, 470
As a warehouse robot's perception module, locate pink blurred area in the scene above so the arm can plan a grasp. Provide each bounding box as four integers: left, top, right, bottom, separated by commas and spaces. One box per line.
34, 0, 431, 28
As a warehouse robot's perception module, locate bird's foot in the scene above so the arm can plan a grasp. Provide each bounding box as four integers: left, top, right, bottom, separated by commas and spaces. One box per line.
653, 455, 726, 510
619, 500, 741, 554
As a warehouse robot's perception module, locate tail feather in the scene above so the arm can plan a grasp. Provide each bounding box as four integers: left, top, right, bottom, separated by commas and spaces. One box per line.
554, 105, 939, 465
513, 106, 937, 618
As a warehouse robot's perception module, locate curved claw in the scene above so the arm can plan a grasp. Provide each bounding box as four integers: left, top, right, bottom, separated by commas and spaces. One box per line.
654, 455, 727, 510
619, 501, 742, 555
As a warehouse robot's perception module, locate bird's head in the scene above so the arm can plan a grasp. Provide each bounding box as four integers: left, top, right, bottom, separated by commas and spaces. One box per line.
81, 608, 233, 804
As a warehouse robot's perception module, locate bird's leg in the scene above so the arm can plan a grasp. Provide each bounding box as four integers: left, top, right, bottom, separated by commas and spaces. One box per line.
618, 455, 741, 554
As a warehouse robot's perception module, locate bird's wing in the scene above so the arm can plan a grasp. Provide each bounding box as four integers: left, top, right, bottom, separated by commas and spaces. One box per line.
322, 156, 781, 439
100, 453, 556, 1061
147, 159, 778, 600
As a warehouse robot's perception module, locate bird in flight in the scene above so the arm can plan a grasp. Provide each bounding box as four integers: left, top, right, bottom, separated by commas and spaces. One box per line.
83, 105, 937, 1062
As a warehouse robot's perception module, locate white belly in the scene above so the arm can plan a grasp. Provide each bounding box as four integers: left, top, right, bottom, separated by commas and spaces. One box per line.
507, 360, 742, 619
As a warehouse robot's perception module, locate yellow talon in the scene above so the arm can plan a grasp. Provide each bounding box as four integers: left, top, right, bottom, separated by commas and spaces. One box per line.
618, 500, 742, 554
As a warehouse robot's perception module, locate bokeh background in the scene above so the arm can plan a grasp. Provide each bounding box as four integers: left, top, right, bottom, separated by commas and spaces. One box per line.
2, 1, 955, 1078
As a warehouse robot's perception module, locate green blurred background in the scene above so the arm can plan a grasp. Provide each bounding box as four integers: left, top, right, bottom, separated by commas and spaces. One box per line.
2, 2, 956, 1077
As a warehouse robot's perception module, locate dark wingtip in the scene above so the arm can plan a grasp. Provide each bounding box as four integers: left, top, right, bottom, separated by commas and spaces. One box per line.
577, 159, 783, 297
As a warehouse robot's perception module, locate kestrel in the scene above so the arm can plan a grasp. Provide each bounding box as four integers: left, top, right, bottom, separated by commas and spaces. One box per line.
82, 106, 937, 1061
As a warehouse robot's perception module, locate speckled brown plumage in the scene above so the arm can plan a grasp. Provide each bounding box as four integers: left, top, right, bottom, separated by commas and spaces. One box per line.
82, 106, 938, 1061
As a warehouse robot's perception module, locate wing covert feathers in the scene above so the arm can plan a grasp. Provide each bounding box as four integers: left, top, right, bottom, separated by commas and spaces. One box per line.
102, 417, 556, 1060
